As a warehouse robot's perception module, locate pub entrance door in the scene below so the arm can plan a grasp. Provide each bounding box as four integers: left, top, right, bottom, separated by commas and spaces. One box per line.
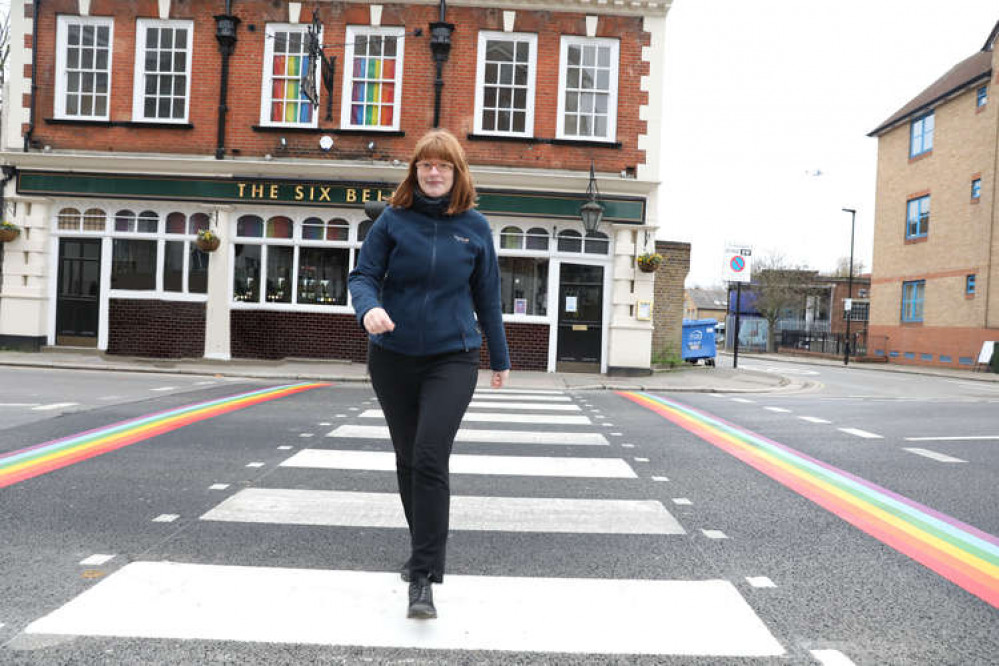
555, 263, 603, 373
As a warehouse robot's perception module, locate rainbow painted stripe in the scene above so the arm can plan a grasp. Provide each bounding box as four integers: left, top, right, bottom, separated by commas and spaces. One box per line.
0, 382, 329, 489
620, 391, 999, 609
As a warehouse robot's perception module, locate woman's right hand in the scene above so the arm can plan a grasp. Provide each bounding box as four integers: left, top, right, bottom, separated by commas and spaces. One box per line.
363, 307, 396, 335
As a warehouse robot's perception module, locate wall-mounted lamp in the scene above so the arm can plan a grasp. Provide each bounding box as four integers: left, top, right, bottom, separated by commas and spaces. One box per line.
579, 161, 604, 234
278, 136, 288, 149
367, 141, 376, 152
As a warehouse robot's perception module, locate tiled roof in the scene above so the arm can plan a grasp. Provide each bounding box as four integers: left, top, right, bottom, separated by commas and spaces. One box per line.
868, 49, 992, 137
687, 288, 728, 310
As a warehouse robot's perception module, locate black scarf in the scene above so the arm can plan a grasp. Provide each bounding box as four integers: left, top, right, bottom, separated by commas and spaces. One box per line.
411, 189, 452, 218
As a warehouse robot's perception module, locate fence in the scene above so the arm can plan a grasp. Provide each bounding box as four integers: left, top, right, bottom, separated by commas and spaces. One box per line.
779, 329, 869, 357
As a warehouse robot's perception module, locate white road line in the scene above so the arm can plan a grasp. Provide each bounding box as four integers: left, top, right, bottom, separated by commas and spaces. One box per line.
201, 488, 685, 535
277, 446, 293, 450
149, 386, 177, 392
634, 457, 649, 462
475, 389, 566, 395
246, 462, 265, 468
904, 435, 999, 441
701, 529, 728, 539
731, 398, 754, 404
745, 577, 776, 588
838, 428, 883, 439
281, 449, 637, 478
0, 403, 40, 407
32, 402, 79, 411
360, 409, 592, 425
23, 562, 784, 656
763, 407, 791, 413
152, 514, 179, 523
194, 381, 216, 386
327, 424, 610, 446
652, 476, 669, 482
318, 422, 331, 426
208, 484, 230, 491
299, 433, 314, 438
467, 401, 581, 412
621, 443, 635, 448
902, 448, 967, 463
672, 498, 692, 506
79, 554, 115, 566
471, 394, 572, 402
810, 649, 857, 666
799, 416, 831, 424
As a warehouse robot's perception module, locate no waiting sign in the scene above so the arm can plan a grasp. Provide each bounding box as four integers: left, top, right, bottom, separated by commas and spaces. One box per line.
723, 246, 752, 283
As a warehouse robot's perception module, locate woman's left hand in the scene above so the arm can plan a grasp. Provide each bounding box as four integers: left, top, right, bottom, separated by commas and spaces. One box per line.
491, 370, 510, 389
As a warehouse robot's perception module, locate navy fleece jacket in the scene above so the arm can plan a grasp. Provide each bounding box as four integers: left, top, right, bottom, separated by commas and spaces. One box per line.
348, 204, 511, 371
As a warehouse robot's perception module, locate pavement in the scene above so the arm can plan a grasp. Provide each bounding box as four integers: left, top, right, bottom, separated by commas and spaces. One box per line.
0, 347, 995, 392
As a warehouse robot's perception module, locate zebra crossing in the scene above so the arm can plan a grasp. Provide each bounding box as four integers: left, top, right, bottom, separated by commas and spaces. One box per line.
22, 387, 784, 658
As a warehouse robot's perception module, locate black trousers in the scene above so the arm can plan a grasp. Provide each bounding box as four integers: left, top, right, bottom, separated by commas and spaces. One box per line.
367, 342, 479, 583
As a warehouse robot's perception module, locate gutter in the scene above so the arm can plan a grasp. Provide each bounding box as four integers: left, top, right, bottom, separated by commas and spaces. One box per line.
867, 70, 992, 137
23, 0, 40, 151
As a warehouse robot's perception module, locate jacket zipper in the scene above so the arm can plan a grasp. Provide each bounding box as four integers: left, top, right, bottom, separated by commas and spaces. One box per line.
420, 220, 438, 354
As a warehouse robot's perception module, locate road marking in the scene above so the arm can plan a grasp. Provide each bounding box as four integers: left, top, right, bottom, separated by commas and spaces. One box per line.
621, 443, 635, 448
652, 476, 669, 482
475, 389, 566, 395
745, 577, 775, 588
202, 488, 685, 535
298, 433, 314, 438
246, 462, 265, 468
467, 401, 581, 412
327, 424, 609, 446
904, 435, 999, 442
764, 407, 791, 413
32, 402, 79, 411
701, 529, 728, 539
838, 428, 883, 439
472, 394, 572, 402
799, 416, 831, 424
208, 484, 230, 490
672, 498, 693, 506
152, 514, 179, 523
902, 448, 967, 463
281, 449, 637, 478
318, 422, 331, 426
811, 649, 857, 665
731, 398, 754, 404
0, 403, 40, 407
79, 554, 115, 566
610, 432, 622, 436
194, 381, 216, 386
23, 562, 783, 656
149, 387, 177, 392
360, 409, 591, 425
348, 407, 359, 411
335, 414, 347, 417
277, 445, 293, 450
634, 457, 649, 462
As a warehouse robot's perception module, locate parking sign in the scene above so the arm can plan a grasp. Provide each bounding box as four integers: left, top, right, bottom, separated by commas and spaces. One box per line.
723, 246, 753, 283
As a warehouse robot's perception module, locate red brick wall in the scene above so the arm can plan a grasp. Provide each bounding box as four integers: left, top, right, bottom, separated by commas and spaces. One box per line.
868, 324, 994, 367
28, 1, 649, 174
107, 299, 206, 357
482, 321, 548, 371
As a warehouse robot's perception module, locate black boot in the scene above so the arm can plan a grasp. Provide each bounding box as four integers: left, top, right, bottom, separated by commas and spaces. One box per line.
407, 576, 436, 619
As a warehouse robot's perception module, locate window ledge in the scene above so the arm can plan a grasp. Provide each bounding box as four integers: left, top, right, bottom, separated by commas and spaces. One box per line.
45, 117, 113, 127
904, 236, 928, 244
252, 125, 329, 134
467, 134, 622, 149
900, 320, 924, 327
965, 292, 976, 299
333, 129, 405, 137
908, 150, 933, 164
550, 138, 622, 149
118, 121, 194, 129
45, 118, 194, 129
971, 197, 981, 204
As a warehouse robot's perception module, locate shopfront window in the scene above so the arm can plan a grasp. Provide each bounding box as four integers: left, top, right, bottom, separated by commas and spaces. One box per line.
111, 239, 156, 289
163, 211, 209, 294
500, 257, 548, 316
557, 230, 582, 252
266, 246, 293, 302
234, 244, 261, 302
583, 231, 609, 255
299, 248, 349, 304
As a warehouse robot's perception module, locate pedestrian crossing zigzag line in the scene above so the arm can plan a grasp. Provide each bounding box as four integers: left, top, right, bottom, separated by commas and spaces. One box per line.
628, 391, 999, 564
0, 383, 329, 488
620, 392, 999, 608
0, 382, 326, 468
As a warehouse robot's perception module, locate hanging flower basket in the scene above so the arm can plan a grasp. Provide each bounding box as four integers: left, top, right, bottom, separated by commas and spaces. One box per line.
195, 229, 220, 252
0, 222, 20, 243
636, 252, 663, 273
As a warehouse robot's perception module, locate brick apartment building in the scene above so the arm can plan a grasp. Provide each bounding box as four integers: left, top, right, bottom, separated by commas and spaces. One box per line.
0, 0, 675, 374
867, 19, 999, 367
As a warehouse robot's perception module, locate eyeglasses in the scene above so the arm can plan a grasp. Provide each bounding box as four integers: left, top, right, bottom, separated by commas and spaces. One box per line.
415, 161, 454, 173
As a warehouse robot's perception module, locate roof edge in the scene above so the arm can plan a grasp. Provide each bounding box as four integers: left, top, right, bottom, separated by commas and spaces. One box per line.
867, 67, 991, 138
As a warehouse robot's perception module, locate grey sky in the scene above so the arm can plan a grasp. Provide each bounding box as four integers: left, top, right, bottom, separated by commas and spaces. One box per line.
660, 0, 999, 286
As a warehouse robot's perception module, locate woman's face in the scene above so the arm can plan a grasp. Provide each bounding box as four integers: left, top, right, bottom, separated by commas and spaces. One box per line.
415, 158, 455, 198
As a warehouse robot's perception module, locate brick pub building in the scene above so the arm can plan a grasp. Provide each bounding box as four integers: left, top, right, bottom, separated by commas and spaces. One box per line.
0, 0, 676, 374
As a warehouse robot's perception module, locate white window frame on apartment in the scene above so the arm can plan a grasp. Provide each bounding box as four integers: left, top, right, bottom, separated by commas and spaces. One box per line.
555, 36, 619, 143
54, 15, 115, 121
473, 31, 538, 137
339, 25, 405, 132
259, 23, 321, 128
131, 19, 194, 123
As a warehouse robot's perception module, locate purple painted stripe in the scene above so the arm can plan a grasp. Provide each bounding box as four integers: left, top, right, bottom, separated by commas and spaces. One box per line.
650, 394, 999, 549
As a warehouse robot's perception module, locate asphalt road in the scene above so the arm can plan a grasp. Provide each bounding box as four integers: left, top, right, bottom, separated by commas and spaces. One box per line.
0, 365, 996, 664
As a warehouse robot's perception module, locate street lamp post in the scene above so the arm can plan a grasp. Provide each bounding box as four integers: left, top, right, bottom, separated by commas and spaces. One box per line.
842, 208, 856, 366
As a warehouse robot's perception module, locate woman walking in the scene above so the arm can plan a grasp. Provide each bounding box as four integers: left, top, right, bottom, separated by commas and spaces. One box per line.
348, 129, 510, 619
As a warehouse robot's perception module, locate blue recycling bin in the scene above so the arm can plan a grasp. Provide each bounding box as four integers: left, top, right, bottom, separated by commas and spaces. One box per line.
681, 319, 718, 366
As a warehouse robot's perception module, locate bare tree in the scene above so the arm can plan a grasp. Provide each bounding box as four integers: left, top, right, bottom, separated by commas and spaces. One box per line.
829, 256, 866, 278
748, 253, 812, 352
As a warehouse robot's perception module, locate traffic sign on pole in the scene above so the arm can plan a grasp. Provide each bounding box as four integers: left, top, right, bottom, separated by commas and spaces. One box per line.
722, 246, 752, 283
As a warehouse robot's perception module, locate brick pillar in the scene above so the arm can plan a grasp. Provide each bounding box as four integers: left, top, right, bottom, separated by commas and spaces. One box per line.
652, 240, 690, 360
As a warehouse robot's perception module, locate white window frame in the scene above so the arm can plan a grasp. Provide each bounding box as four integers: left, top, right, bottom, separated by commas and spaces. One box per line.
339, 25, 405, 132
132, 19, 194, 123
473, 31, 537, 137
555, 36, 619, 142
55, 15, 115, 121
259, 23, 321, 128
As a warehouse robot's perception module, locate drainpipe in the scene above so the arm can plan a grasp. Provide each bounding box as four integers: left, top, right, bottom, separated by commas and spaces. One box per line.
428, 0, 454, 128
214, 3, 240, 159
24, 0, 41, 151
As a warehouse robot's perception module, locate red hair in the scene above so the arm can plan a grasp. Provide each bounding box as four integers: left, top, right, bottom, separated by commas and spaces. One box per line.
390, 129, 476, 215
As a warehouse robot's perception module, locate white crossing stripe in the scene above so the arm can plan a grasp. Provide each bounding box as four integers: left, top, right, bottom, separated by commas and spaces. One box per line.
281, 449, 637, 479
0, 403, 40, 407
471, 394, 572, 402
359, 409, 591, 425
763, 407, 791, 413
475, 389, 566, 395
79, 554, 115, 566
799, 416, 831, 424
201, 488, 685, 535
23, 562, 784, 656
902, 448, 967, 463
810, 649, 857, 665
149, 386, 177, 392
32, 402, 79, 411
838, 427, 883, 439
208, 484, 230, 490
731, 398, 754, 404
327, 424, 609, 446
467, 401, 581, 411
